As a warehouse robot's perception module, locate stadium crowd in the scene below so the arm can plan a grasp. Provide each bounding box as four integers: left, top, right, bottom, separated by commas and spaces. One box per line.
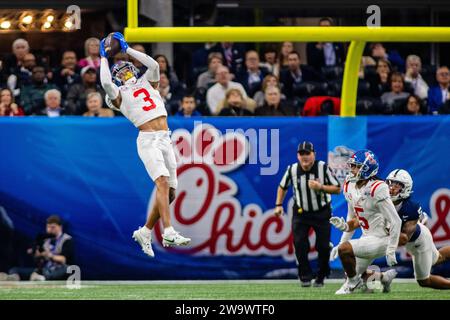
1, 18, 450, 118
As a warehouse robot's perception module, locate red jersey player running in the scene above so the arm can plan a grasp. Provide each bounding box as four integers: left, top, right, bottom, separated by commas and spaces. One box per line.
99, 32, 190, 257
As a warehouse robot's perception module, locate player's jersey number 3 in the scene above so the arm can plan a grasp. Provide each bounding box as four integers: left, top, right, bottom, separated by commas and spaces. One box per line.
133, 88, 156, 111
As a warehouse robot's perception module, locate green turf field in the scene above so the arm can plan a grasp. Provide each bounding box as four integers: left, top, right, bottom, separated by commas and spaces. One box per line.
0, 280, 449, 300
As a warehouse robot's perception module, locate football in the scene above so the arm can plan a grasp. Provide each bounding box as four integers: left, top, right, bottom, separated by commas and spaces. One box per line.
104, 33, 121, 58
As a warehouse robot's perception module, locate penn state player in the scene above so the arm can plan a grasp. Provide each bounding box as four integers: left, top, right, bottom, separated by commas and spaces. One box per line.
329, 150, 402, 294
386, 169, 450, 289
99, 32, 191, 257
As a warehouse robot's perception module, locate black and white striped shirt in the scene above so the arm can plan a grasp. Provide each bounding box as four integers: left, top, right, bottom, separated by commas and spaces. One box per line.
279, 160, 340, 212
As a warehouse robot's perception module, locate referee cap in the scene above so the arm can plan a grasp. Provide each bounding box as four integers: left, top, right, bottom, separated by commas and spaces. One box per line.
297, 141, 315, 153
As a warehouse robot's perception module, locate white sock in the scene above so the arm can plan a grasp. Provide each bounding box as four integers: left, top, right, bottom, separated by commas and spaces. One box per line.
164, 226, 175, 235
141, 226, 152, 236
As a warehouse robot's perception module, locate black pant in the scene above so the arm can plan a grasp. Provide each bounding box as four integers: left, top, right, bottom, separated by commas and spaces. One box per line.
292, 206, 331, 282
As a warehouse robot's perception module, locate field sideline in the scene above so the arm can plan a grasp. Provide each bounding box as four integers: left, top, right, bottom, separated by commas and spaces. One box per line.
0, 279, 449, 300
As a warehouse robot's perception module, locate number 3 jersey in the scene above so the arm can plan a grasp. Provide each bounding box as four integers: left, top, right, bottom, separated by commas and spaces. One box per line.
343, 178, 395, 238
107, 76, 168, 127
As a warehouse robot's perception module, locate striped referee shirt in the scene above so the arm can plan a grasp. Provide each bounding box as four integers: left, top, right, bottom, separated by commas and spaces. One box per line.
279, 160, 340, 212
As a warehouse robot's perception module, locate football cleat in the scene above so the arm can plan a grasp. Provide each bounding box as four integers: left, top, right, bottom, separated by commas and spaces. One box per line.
381, 269, 398, 293
132, 227, 155, 258
335, 278, 363, 295
162, 230, 191, 247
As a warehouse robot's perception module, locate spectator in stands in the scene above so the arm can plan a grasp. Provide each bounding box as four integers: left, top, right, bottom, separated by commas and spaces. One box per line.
400, 94, 423, 115
8, 215, 75, 281
176, 95, 202, 117
129, 44, 147, 76
196, 52, 223, 91
255, 86, 295, 116
217, 88, 254, 116
52, 51, 81, 99
279, 51, 321, 99
206, 65, 247, 115
83, 92, 114, 117
20, 65, 57, 115
0, 88, 24, 116
278, 41, 294, 71
427, 66, 450, 115
175, 95, 202, 117
7, 53, 36, 98
211, 42, 245, 75
236, 50, 268, 98
367, 58, 392, 96
78, 37, 101, 70
4, 39, 30, 77
35, 89, 65, 117
260, 46, 279, 77
158, 71, 185, 115
253, 74, 286, 107
306, 17, 345, 72
66, 66, 105, 115
154, 54, 179, 84
370, 42, 405, 72
381, 72, 409, 107
404, 55, 429, 100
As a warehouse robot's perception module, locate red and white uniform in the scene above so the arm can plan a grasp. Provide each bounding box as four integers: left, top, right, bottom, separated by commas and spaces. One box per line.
111, 76, 167, 128
101, 48, 177, 189
341, 178, 401, 274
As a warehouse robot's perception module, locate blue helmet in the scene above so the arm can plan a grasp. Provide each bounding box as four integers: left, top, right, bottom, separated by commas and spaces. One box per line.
111, 61, 138, 86
347, 149, 379, 181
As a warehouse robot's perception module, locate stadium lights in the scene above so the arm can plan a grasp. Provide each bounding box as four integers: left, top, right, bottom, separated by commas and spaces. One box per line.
0, 9, 77, 32
21, 14, 33, 25
0, 20, 11, 29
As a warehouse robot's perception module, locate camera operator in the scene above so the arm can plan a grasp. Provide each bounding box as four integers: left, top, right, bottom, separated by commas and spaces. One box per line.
5, 215, 75, 281
30, 215, 75, 281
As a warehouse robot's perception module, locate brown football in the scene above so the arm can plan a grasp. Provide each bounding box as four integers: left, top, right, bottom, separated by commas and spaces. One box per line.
104, 33, 121, 58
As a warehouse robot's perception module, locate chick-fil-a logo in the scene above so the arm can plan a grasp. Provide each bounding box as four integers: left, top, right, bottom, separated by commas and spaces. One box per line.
147, 123, 317, 260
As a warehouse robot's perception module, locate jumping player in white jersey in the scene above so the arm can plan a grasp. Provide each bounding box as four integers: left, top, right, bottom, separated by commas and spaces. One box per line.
385, 169, 450, 289
329, 149, 402, 294
99, 32, 191, 257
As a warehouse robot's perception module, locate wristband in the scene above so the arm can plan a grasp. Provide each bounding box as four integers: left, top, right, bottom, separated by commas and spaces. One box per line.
275, 204, 283, 207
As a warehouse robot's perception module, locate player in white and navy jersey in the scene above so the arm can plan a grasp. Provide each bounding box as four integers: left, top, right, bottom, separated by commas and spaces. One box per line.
386, 169, 450, 289
329, 149, 402, 294
99, 32, 190, 258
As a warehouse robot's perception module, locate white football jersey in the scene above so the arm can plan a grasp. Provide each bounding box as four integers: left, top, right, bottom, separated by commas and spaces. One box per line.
108, 76, 167, 127
343, 178, 392, 238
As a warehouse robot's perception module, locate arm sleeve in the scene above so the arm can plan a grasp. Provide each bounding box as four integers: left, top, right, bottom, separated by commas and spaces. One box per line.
339, 202, 356, 243
279, 165, 292, 190
375, 184, 402, 253
125, 47, 160, 82
100, 57, 119, 101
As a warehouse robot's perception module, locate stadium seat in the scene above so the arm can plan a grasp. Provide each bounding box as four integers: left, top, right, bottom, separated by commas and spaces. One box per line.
302, 96, 341, 116
293, 81, 329, 97
356, 97, 383, 115
321, 66, 344, 81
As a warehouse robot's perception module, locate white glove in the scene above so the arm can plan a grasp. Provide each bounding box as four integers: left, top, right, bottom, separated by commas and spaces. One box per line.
330, 245, 339, 261
386, 250, 397, 267
330, 217, 348, 232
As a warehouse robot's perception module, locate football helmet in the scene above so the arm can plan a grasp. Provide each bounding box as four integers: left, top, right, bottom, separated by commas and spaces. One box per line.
386, 169, 413, 201
347, 149, 379, 182
111, 61, 138, 86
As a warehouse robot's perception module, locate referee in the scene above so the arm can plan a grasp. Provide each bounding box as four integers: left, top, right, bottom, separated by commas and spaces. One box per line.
274, 141, 341, 287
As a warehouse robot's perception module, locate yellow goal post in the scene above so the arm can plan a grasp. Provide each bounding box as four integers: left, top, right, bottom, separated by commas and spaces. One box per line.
125, 0, 450, 116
